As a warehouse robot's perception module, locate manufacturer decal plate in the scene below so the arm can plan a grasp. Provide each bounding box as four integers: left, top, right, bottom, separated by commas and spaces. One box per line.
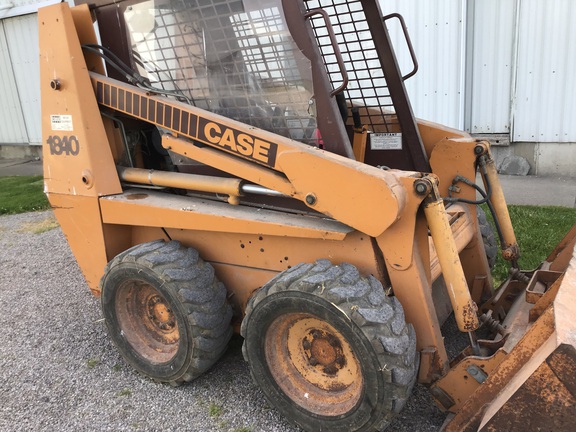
50, 115, 74, 131
371, 133, 402, 150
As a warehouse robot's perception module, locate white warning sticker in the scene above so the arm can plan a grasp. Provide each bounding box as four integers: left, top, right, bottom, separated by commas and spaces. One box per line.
371, 133, 402, 150
50, 115, 74, 131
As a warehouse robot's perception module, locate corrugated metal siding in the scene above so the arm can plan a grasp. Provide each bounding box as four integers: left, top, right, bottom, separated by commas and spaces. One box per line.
0, 20, 28, 144
378, 0, 465, 129
466, 0, 516, 134
4, 14, 41, 143
4, 0, 49, 7
513, 0, 576, 142
0, 1, 62, 20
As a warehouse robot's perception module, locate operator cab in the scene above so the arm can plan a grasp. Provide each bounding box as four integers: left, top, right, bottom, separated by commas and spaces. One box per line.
86, 0, 429, 173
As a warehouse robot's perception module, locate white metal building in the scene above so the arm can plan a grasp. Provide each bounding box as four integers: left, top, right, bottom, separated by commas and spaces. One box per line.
383, 0, 576, 176
1, 0, 574, 175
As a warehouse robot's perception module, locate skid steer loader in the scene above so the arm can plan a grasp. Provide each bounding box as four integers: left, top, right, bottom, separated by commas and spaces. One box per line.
39, 1, 576, 430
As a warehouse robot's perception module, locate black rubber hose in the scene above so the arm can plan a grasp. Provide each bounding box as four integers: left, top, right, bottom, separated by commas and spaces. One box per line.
81, 44, 193, 105
443, 157, 492, 205
441, 156, 507, 258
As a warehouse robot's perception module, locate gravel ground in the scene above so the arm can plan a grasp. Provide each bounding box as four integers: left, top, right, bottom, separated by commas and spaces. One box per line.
0, 211, 448, 432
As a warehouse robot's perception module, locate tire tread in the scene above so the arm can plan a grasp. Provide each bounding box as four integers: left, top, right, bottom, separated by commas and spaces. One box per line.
241, 260, 419, 431
101, 240, 232, 386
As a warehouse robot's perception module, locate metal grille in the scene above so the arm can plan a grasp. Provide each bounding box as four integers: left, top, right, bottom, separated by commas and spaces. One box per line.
125, 0, 318, 144
304, 0, 399, 133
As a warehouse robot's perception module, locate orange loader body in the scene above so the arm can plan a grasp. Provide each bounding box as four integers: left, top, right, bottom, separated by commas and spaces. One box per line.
39, 2, 575, 430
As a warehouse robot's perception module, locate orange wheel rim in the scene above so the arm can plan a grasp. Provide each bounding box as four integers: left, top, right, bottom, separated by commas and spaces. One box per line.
264, 313, 363, 416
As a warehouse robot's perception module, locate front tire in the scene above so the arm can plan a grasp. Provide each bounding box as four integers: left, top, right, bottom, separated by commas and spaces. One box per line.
100, 240, 232, 385
241, 260, 418, 432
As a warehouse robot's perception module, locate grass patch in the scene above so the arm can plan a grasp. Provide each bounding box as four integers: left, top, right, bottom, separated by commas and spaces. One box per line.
117, 388, 132, 397
17, 216, 59, 234
208, 402, 223, 418
87, 358, 100, 369
0, 176, 49, 215
488, 205, 576, 283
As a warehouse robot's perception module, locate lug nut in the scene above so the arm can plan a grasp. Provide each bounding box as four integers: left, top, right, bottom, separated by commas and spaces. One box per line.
323, 365, 338, 375
310, 329, 322, 338
326, 334, 340, 348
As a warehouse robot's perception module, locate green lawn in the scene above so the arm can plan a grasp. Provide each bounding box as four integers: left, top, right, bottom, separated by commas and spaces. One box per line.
0, 176, 50, 215
489, 205, 576, 283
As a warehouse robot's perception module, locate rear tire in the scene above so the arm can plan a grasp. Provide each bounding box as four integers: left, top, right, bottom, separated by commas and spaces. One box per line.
100, 240, 232, 385
241, 260, 418, 432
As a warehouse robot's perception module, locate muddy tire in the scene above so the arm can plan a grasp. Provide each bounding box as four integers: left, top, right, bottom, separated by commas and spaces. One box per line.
477, 207, 497, 268
241, 260, 418, 432
100, 240, 232, 385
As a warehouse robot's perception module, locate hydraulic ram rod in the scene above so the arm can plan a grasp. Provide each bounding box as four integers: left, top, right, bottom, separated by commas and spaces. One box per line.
420, 178, 480, 334
481, 150, 520, 262
117, 166, 285, 203
117, 166, 243, 204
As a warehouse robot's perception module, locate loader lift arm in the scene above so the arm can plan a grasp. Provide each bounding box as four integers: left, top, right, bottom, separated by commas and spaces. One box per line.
90, 72, 411, 238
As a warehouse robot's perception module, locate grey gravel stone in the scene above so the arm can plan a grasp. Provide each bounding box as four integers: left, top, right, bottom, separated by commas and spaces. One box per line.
0, 211, 446, 432
498, 155, 531, 176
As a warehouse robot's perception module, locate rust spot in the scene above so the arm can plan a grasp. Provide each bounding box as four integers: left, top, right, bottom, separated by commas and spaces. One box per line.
461, 302, 479, 331
302, 329, 347, 376
312, 339, 337, 365
126, 193, 148, 200
325, 381, 348, 392
481, 361, 576, 430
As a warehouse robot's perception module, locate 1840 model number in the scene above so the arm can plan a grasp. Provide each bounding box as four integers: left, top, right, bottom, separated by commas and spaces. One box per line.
46, 135, 80, 156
